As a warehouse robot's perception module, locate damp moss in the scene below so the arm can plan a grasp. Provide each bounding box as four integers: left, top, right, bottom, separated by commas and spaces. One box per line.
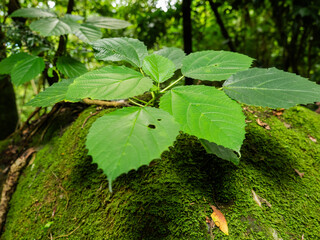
2, 106, 320, 239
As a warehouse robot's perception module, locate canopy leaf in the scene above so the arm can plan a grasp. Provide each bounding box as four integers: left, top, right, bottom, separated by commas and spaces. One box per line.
86, 16, 131, 29
142, 54, 176, 83
56, 56, 87, 78
160, 85, 246, 152
66, 65, 153, 100
10, 8, 56, 18
223, 68, 320, 108
200, 139, 240, 165
91, 37, 148, 68
30, 18, 73, 36
74, 24, 102, 43
11, 56, 45, 85
26, 79, 77, 107
181, 51, 253, 81
154, 47, 186, 69
0, 53, 32, 74
86, 107, 180, 191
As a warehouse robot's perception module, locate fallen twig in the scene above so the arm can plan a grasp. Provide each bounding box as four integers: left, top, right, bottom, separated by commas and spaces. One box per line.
82, 98, 129, 107
0, 148, 37, 232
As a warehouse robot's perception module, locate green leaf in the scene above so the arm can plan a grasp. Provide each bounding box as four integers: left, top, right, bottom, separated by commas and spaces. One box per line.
66, 65, 153, 100
0, 53, 33, 74
86, 16, 131, 29
26, 79, 78, 107
160, 85, 246, 152
181, 50, 254, 81
56, 56, 87, 78
60, 14, 82, 32
10, 8, 56, 18
200, 139, 240, 165
30, 18, 73, 36
154, 47, 186, 69
11, 56, 45, 85
86, 107, 180, 191
223, 68, 320, 108
91, 37, 148, 68
142, 54, 176, 83
74, 24, 102, 43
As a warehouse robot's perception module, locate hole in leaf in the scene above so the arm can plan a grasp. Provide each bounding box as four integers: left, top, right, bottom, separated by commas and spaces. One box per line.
148, 124, 156, 129
157, 119, 162, 121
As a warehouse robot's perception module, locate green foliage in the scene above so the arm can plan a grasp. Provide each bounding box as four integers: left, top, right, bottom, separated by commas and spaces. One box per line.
86, 107, 180, 191
223, 68, 320, 108
86, 16, 131, 29
92, 37, 148, 68
11, 55, 45, 85
66, 65, 153, 101
10, 7, 56, 18
0, 53, 32, 75
20, 36, 320, 190
181, 51, 254, 81
26, 79, 77, 107
56, 56, 88, 78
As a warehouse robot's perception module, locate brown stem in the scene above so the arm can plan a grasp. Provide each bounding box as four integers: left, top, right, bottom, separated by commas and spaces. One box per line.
82, 98, 129, 107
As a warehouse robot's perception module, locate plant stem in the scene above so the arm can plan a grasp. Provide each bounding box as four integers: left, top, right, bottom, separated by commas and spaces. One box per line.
132, 97, 148, 104
139, 68, 145, 76
128, 98, 145, 107
160, 75, 185, 93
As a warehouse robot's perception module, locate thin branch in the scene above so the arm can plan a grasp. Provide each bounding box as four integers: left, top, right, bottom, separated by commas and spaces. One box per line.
82, 98, 129, 107
207, 0, 235, 52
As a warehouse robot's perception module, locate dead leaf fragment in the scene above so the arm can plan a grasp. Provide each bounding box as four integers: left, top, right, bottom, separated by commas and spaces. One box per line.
210, 205, 229, 235
294, 169, 305, 178
251, 190, 272, 208
308, 135, 317, 143
256, 118, 271, 130
283, 122, 292, 129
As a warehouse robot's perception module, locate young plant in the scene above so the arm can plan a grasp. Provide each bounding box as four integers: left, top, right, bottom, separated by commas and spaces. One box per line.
27, 37, 320, 191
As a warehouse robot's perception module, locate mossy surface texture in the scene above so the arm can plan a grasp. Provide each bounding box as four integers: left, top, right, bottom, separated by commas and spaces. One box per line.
2, 106, 320, 239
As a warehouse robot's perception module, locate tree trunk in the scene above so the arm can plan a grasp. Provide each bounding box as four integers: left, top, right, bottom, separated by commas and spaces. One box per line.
182, 0, 193, 85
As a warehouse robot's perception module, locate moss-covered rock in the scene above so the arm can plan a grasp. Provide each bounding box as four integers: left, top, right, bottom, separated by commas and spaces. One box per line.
2, 106, 320, 239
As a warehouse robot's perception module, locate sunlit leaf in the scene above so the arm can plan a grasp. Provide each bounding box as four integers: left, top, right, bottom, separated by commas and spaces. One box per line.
0, 53, 32, 74
200, 139, 240, 165
56, 56, 87, 78
30, 17, 73, 36
86, 107, 180, 191
26, 79, 78, 107
61, 14, 82, 32
210, 205, 229, 235
66, 65, 153, 100
160, 85, 245, 152
11, 56, 45, 85
154, 47, 186, 69
142, 54, 176, 83
91, 37, 148, 68
10, 8, 56, 18
74, 23, 102, 43
223, 68, 320, 108
182, 50, 253, 81
86, 16, 131, 29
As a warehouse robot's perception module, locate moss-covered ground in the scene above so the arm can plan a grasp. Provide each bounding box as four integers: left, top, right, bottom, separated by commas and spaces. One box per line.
1, 106, 320, 239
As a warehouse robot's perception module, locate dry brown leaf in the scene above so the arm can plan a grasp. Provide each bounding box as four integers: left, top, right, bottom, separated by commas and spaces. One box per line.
308, 135, 317, 143
251, 190, 272, 208
283, 122, 292, 129
294, 169, 305, 178
256, 118, 271, 130
210, 205, 229, 235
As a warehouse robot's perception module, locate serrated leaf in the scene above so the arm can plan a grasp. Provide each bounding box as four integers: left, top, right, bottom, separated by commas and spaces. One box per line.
11, 56, 45, 85
56, 56, 87, 78
66, 65, 153, 100
142, 54, 176, 83
86, 16, 131, 29
30, 18, 73, 36
61, 14, 82, 32
10, 8, 56, 18
91, 37, 148, 68
181, 50, 253, 81
154, 47, 186, 69
160, 85, 245, 152
0, 53, 33, 74
86, 107, 180, 191
26, 79, 78, 107
223, 67, 320, 108
200, 139, 240, 165
74, 24, 102, 43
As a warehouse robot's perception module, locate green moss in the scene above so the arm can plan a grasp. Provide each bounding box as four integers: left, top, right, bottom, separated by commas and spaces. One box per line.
2, 106, 320, 239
